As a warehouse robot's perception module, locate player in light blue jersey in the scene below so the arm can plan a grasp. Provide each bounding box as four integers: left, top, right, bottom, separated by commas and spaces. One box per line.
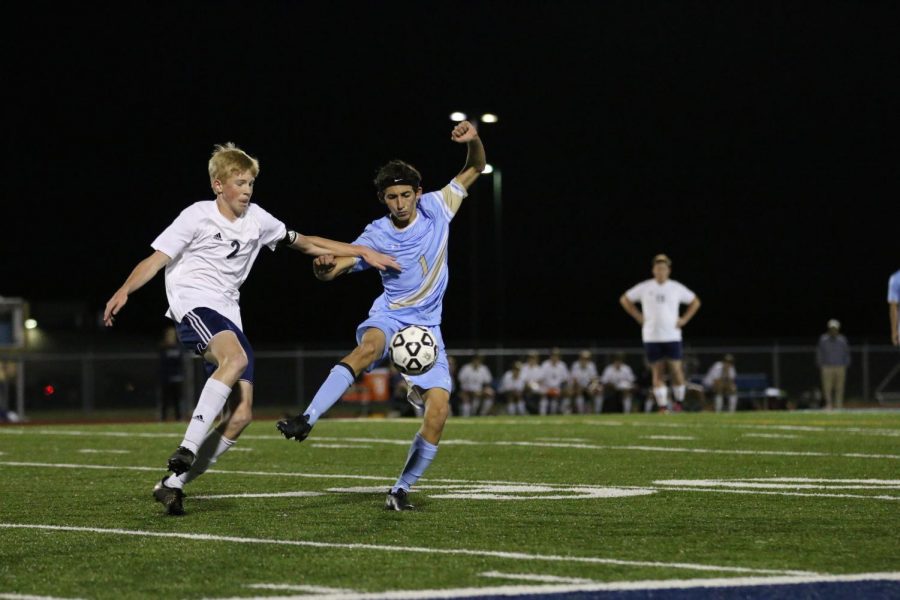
277, 120, 486, 510
889, 270, 900, 347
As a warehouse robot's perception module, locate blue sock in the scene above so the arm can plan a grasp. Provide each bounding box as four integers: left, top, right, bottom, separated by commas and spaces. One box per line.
304, 363, 355, 426
392, 433, 438, 493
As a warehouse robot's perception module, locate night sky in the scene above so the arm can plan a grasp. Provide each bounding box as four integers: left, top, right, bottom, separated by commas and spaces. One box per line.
5, 1, 899, 348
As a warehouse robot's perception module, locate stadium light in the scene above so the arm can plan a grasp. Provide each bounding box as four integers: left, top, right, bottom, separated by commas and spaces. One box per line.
24, 318, 37, 330
449, 111, 467, 122
483, 163, 494, 174
480, 113, 498, 123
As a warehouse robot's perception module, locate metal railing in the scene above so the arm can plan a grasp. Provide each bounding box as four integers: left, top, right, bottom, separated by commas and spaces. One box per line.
1, 344, 898, 419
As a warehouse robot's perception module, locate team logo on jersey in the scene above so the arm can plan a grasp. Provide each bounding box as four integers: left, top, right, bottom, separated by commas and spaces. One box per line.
213, 233, 223, 241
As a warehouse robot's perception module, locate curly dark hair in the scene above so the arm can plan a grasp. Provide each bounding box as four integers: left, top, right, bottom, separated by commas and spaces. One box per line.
373, 160, 422, 197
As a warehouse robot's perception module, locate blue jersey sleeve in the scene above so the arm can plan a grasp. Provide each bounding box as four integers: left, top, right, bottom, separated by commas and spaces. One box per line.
889, 271, 900, 303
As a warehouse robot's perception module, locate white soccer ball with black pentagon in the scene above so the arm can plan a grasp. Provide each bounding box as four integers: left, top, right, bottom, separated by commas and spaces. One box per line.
389, 325, 437, 376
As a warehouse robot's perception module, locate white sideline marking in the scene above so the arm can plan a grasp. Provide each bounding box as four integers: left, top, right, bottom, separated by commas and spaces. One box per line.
0, 595, 85, 600
194, 491, 324, 500
229, 447, 253, 452
327, 485, 656, 501
310, 444, 373, 449
536, 437, 590, 442
77, 448, 131, 454
743, 433, 800, 439
656, 479, 900, 490
479, 570, 596, 584
201, 572, 900, 600
0, 523, 817, 577
246, 583, 357, 593
3, 461, 899, 502
641, 435, 695, 441
4, 426, 899, 455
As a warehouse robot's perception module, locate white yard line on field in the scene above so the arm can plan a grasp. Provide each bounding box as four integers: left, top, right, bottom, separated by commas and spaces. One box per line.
0, 594, 85, 600
77, 448, 131, 454
199, 572, 900, 600
245, 583, 357, 594
2, 461, 898, 502
5, 426, 896, 460
0, 523, 818, 577
479, 571, 596, 584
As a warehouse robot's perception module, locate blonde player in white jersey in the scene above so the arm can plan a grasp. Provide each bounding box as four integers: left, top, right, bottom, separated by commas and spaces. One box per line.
457, 354, 495, 416
620, 254, 701, 412
103, 143, 398, 515
539, 348, 571, 415
570, 350, 600, 414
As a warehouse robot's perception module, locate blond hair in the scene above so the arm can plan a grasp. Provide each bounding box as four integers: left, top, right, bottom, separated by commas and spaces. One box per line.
208, 142, 260, 191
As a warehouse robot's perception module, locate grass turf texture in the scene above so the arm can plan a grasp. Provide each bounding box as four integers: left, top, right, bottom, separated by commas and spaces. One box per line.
0, 411, 898, 598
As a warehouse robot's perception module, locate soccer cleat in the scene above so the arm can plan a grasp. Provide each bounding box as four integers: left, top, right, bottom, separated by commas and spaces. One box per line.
385, 488, 415, 511
276, 413, 313, 442
167, 446, 196, 475
406, 385, 425, 415
153, 477, 185, 516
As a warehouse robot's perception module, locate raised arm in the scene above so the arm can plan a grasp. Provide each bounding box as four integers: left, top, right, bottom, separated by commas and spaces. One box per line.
677, 297, 701, 328
103, 250, 171, 326
288, 233, 400, 272
451, 120, 486, 191
619, 294, 644, 325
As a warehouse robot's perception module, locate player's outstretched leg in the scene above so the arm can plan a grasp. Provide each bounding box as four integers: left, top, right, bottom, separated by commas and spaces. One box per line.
278, 362, 358, 441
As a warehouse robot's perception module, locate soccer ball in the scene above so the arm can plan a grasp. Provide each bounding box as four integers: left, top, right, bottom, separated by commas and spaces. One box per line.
389, 325, 438, 376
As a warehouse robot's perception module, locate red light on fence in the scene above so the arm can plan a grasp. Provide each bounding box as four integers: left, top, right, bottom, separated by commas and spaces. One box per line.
43, 385, 55, 396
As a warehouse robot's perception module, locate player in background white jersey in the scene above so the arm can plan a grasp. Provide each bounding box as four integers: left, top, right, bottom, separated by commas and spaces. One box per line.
458, 354, 495, 416
620, 254, 701, 412
520, 351, 544, 413
276, 121, 486, 510
703, 354, 737, 413
570, 350, 600, 414
499, 361, 528, 415
539, 348, 571, 415
599, 352, 636, 414
103, 143, 397, 516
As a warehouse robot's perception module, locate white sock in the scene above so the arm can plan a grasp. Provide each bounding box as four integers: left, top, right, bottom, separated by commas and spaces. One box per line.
517, 400, 527, 415
728, 394, 738, 413
715, 395, 723, 413
592, 395, 603, 414
622, 396, 632, 414
181, 379, 231, 453
644, 398, 655, 413
539, 397, 549, 415
673, 385, 686, 403
653, 386, 669, 408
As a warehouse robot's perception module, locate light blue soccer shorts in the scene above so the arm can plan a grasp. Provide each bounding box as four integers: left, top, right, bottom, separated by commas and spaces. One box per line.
355, 313, 451, 393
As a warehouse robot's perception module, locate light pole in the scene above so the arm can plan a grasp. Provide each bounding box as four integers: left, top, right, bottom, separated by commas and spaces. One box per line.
450, 112, 500, 345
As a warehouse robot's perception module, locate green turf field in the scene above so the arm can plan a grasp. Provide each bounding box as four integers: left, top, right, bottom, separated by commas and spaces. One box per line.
1, 412, 898, 598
